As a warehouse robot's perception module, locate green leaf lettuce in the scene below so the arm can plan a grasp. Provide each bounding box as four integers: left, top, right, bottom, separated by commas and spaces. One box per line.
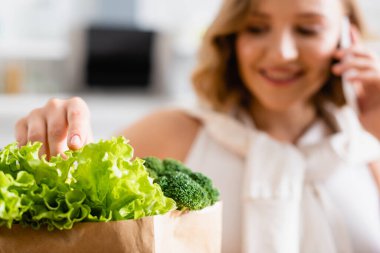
0, 137, 176, 230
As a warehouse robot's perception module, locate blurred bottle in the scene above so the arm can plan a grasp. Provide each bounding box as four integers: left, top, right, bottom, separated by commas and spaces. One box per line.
4, 63, 22, 93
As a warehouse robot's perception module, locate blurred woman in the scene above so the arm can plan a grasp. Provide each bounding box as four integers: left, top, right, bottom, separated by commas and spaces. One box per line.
15, 0, 380, 251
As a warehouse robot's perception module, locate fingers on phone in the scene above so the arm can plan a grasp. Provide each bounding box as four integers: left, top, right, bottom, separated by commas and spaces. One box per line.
333, 58, 372, 75
334, 48, 373, 61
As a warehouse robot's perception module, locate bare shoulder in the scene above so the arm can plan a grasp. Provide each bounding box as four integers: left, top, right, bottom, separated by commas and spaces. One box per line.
119, 108, 202, 161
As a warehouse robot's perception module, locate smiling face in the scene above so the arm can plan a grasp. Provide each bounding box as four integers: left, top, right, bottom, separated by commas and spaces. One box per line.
236, 0, 345, 111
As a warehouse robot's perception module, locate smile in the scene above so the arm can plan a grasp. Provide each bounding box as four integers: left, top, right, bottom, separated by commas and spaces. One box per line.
259, 69, 304, 86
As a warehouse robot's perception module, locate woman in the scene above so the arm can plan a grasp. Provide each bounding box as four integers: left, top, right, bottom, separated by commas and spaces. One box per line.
15, 0, 380, 251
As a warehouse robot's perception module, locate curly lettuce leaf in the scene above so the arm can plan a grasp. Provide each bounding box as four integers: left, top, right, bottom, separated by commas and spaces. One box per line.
0, 137, 176, 230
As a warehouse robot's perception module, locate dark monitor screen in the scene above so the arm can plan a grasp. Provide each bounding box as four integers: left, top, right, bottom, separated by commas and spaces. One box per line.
85, 26, 154, 88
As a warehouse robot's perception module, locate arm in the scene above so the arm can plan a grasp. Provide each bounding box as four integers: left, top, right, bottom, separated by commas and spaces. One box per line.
119, 109, 202, 162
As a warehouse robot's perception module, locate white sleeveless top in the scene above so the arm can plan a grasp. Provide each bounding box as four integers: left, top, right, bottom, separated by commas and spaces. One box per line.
183, 103, 380, 253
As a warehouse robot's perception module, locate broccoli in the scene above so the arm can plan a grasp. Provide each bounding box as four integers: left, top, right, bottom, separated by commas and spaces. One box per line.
143, 157, 219, 211
156, 172, 210, 210
143, 156, 164, 179
162, 159, 193, 175
190, 172, 219, 205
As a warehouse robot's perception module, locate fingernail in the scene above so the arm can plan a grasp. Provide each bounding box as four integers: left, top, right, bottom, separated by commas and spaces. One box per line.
70, 135, 81, 147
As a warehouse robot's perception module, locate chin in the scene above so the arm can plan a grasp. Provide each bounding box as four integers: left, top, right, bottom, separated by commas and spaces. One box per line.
257, 97, 300, 112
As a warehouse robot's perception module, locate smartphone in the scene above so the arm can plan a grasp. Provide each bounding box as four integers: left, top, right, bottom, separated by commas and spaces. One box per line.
340, 16, 359, 114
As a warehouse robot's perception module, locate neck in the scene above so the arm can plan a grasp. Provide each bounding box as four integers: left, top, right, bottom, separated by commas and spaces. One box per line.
249, 101, 318, 143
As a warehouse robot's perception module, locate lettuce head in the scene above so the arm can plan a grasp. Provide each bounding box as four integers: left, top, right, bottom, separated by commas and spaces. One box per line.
0, 137, 176, 230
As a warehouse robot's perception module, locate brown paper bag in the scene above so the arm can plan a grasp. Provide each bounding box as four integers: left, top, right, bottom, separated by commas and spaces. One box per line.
0, 202, 222, 253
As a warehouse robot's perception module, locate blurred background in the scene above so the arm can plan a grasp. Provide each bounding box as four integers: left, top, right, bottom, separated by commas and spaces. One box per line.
0, 0, 379, 146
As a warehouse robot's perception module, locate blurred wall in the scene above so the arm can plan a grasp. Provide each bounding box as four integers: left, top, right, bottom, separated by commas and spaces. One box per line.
0, 0, 379, 97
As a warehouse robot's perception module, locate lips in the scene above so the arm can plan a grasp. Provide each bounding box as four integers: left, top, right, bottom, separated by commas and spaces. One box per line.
259, 68, 304, 86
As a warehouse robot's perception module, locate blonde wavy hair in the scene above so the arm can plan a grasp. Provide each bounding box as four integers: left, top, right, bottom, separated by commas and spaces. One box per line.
191, 0, 366, 112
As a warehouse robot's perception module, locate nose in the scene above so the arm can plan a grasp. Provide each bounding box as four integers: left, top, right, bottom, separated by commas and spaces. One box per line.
268, 30, 298, 62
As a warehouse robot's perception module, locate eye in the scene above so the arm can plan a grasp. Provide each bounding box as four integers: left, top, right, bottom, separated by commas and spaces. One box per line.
296, 26, 319, 36
246, 25, 269, 35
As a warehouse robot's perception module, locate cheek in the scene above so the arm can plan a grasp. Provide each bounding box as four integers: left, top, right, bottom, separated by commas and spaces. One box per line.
236, 35, 259, 67
302, 38, 338, 77
310, 51, 332, 75
236, 35, 262, 86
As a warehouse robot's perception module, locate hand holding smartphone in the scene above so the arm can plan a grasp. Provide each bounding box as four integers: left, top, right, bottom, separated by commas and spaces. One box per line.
340, 16, 359, 114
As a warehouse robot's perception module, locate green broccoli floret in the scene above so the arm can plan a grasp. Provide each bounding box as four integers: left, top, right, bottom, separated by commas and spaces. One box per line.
190, 172, 219, 205
142, 157, 220, 210
162, 159, 193, 175
155, 172, 210, 210
143, 156, 165, 179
